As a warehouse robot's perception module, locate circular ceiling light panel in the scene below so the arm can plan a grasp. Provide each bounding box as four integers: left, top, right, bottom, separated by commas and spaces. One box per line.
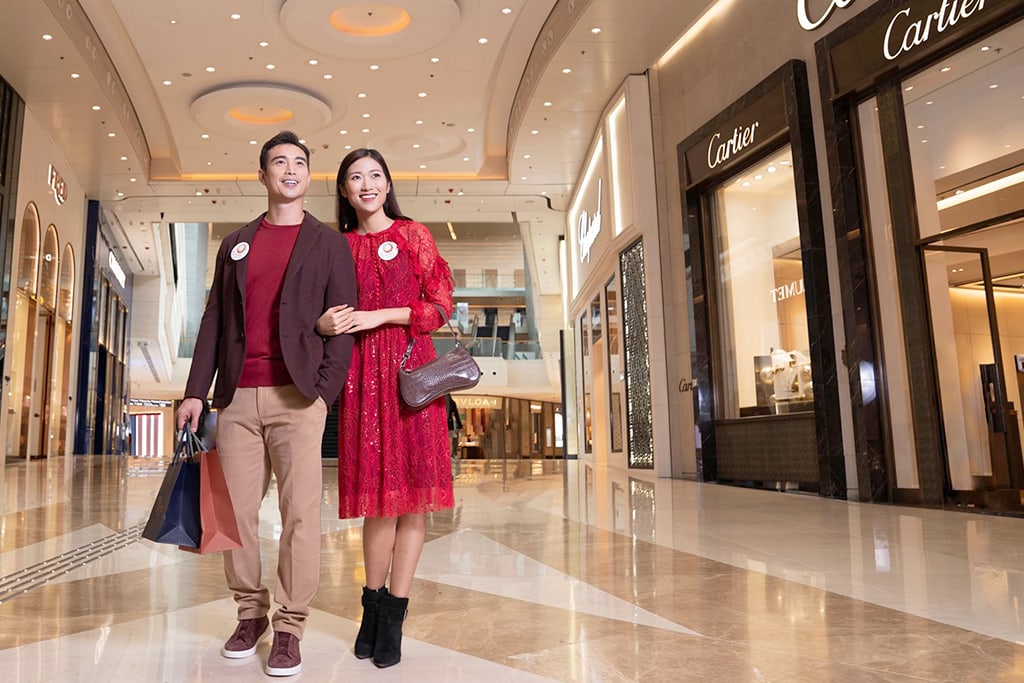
278, 0, 461, 59
191, 84, 336, 137
374, 131, 466, 162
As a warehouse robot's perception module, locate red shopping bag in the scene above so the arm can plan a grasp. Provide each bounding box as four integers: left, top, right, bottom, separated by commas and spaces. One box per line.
197, 448, 243, 553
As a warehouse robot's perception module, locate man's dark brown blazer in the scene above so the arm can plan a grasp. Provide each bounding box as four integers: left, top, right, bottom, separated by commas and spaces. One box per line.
185, 212, 357, 409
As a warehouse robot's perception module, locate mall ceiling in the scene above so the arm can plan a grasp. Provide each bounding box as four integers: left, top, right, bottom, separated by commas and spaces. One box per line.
0, 0, 711, 282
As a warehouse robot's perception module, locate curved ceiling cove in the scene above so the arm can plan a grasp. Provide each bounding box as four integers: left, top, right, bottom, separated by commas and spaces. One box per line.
278, 0, 461, 58
190, 84, 336, 137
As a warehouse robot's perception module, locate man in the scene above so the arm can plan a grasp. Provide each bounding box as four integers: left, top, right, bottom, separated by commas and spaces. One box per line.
176, 130, 356, 677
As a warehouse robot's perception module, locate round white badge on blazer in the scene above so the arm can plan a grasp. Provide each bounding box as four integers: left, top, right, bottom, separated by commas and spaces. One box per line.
378, 241, 398, 261
231, 242, 250, 261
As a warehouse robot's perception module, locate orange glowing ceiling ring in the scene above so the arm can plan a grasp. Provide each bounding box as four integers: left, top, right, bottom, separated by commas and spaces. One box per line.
228, 107, 294, 125
329, 5, 411, 37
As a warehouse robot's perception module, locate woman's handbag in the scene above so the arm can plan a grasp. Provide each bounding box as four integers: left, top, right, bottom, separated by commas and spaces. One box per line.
142, 427, 202, 548
398, 304, 481, 409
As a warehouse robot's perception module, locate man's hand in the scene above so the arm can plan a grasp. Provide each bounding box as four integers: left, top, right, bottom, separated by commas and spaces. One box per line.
316, 304, 356, 336
176, 397, 205, 432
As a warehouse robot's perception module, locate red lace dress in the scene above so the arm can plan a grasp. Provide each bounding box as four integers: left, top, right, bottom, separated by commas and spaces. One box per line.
337, 219, 456, 518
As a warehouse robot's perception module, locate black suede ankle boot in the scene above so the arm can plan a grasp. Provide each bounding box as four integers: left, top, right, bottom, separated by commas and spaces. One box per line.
354, 586, 387, 659
372, 593, 409, 668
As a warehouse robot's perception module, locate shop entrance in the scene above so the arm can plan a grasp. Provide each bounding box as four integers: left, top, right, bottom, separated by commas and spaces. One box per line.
921, 219, 1024, 494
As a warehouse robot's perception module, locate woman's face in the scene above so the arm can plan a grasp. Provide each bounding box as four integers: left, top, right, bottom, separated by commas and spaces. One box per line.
340, 156, 390, 217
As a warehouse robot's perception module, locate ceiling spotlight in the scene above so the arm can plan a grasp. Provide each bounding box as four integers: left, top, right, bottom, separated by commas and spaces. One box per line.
201, 133, 210, 139
940, 66, 951, 73
362, 113, 370, 119
107, 132, 116, 138
42, 34, 53, 40
531, 130, 539, 135
562, 67, 572, 74
362, 128, 370, 133
478, 37, 488, 44
249, 140, 257, 145
591, 27, 601, 34
230, 13, 241, 20
419, 164, 427, 169
412, 143, 420, 149
430, 57, 440, 63
462, 157, 469, 162
339, 129, 348, 135
524, 154, 531, 159
117, 191, 124, 197
308, 59, 319, 66
259, 41, 269, 47
71, 73, 80, 79
206, 66, 215, 72
415, 120, 423, 125
369, 64, 380, 71
543, 101, 552, 107
323, 74, 333, 80
520, 176, 527, 181
266, 64, 276, 70
417, 92, 427, 98
91, 105, 101, 111
120, 156, 128, 161
467, 128, 475, 133
129, 177, 136, 182
502, 8, 512, 14
357, 92, 367, 98
989, 84, 999, 89
162, 80, 172, 86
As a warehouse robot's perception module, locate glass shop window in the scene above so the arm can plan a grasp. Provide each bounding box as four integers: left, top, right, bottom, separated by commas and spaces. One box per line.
710, 145, 812, 418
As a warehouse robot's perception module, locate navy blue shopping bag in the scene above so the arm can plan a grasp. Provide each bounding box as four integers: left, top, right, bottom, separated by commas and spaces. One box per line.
141, 427, 202, 548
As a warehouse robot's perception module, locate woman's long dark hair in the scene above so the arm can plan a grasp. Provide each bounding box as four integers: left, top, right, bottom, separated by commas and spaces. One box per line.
335, 148, 409, 232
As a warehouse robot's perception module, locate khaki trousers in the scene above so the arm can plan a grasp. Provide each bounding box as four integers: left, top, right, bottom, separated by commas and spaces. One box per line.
215, 384, 327, 638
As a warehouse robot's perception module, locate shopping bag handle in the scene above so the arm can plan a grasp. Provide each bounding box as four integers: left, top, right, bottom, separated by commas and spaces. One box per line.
173, 424, 203, 463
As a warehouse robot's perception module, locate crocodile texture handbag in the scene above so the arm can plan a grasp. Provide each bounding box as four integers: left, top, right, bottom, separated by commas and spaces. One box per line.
398, 304, 481, 409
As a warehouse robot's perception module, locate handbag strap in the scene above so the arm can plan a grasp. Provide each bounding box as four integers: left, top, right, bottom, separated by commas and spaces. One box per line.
400, 303, 460, 370
173, 424, 203, 463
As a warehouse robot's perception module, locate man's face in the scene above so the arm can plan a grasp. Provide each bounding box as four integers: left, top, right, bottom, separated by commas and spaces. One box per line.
258, 143, 310, 202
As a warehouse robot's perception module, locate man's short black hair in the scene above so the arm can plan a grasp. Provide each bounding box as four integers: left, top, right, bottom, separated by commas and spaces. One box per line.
260, 131, 310, 170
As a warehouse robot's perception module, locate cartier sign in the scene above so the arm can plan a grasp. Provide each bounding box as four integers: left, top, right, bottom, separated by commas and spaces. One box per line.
883, 0, 987, 61
577, 178, 602, 264
48, 164, 68, 205
798, 0, 856, 30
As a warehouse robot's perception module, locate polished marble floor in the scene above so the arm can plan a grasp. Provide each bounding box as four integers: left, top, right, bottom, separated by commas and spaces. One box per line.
1, 455, 1023, 682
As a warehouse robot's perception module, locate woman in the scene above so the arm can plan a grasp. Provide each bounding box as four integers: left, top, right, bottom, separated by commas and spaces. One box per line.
316, 148, 454, 668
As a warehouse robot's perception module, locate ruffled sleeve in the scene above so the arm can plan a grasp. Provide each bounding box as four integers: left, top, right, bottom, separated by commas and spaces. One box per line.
403, 221, 455, 335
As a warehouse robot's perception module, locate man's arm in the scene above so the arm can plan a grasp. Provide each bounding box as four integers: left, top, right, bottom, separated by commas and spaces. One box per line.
316, 237, 358, 402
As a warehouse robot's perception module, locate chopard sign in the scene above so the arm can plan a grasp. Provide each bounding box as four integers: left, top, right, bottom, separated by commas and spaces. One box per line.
798, 0, 856, 30
883, 0, 987, 60
578, 178, 602, 264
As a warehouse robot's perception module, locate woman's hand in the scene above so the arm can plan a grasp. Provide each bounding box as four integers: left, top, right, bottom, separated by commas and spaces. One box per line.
316, 306, 393, 336
316, 305, 355, 336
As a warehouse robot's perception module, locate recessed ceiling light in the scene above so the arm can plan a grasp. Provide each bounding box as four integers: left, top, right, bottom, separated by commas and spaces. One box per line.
230, 13, 241, 20
478, 38, 488, 44
195, 191, 203, 196
369, 64, 380, 71
201, 133, 210, 139
120, 156, 128, 161
129, 177, 136, 182
357, 92, 367, 98
462, 157, 470, 162
467, 128, 475, 133
71, 73, 80, 79
362, 113, 371, 119
308, 59, 319, 66
266, 64, 276, 70
591, 27, 601, 34
921, 139, 928, 143
926, 100, 934, 105
989, 84, 999, 89
524, 154, 531, 159
117, 191, 124, 197
905, 85, 913, 91
981, 45, 991, 51
344, 145, 352, 150
107, 132, 116, 138
531, 130, 539, 135
520, 176, 527, 181
323, 74, 333, 80
430, 57, 440, 63
940, 66, 951, 73
543, 101, 552, 107
42, 34, 53, 40
916, 125, 924, 129
170, 20, 176, 25
162, 80, 172, 86
91, 105, 101, 111
767, 165, 777, 173
415, 120, 423, 125
502, 8, 512, 14
742, 181, 751, 187
457, 190, 464, 195
249, 140, 257, 144
206, 66, 215, 73
299, 139, 306, 144
412, 143, 420, 149
419, 164, 427, 169
754, 174, 763, 180
207, 161, 212, 166
562, 68, 572, 74
362, 128, 370, 133
417, 92, 427, 98
258, 41, 269, 47
339, 129, 348, 135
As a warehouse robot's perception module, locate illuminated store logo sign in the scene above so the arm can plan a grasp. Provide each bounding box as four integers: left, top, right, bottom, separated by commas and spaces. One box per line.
883, 0, 987, 61
771, 278, 805, 303
48, 164, 68, 205
108, 251, 126, 287
707, 122, 760, 170
578, 178, 602, 264
797, 0, 856, 30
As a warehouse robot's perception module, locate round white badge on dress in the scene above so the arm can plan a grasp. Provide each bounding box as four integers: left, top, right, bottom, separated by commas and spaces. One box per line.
231, 242, 250, 261
378, 241, 398, 261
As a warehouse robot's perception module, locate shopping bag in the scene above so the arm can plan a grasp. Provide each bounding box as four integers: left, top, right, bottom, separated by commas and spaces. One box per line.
141, 428, 202, 548
197, 447, 242, 553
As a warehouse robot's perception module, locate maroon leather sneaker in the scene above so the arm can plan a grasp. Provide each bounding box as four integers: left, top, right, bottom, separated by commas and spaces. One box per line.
220, 616, 269, 659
